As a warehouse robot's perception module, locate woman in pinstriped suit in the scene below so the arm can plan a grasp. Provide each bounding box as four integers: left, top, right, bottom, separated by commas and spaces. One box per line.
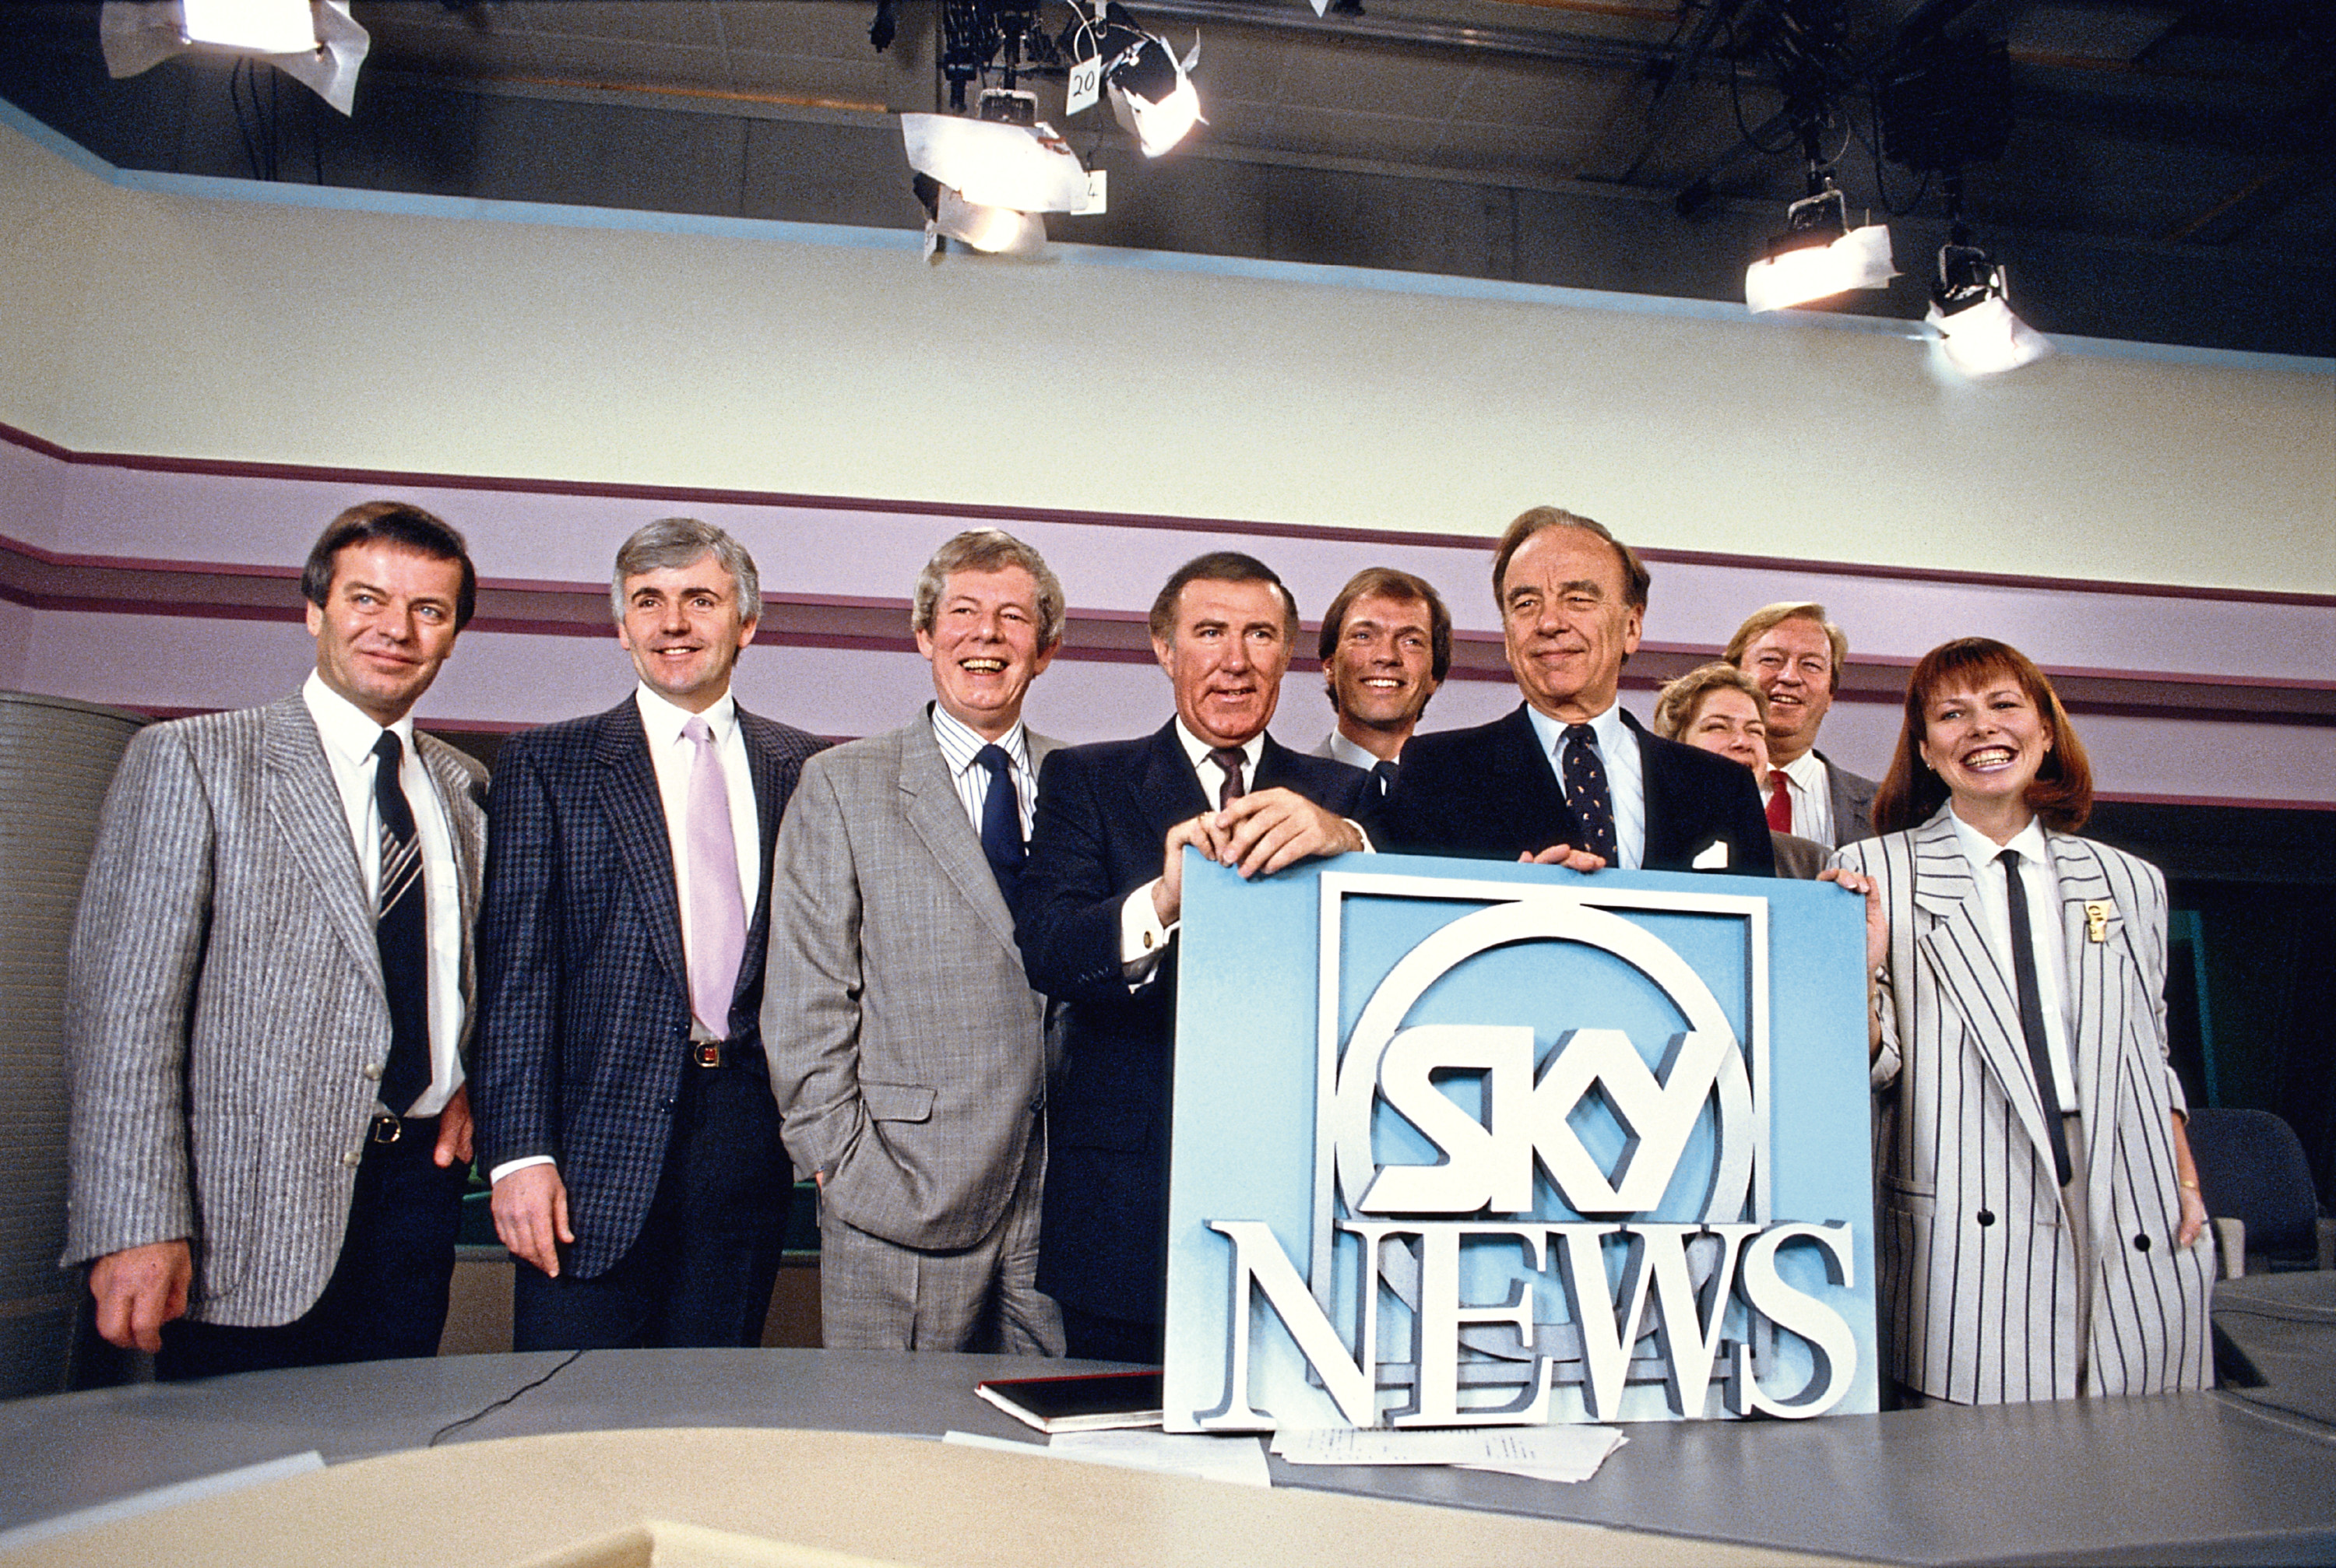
1832, 638, 2212, 1405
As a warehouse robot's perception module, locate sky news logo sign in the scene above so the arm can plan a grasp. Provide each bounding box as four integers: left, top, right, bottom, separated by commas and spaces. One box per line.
1164, 855, 1878, 1432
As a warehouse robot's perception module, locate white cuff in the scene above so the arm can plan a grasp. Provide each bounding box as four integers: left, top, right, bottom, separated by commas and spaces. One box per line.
489, 1154, 558, 1186
1121, 881, 1175, 985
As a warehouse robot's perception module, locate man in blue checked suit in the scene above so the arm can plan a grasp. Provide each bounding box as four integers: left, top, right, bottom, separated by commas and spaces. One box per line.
473, 518, 825, 1351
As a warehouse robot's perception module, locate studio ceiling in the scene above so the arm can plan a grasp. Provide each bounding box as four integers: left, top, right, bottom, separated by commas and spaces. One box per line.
4, 1, 2333, 354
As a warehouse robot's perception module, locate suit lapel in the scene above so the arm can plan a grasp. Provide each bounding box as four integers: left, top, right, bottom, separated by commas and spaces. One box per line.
1139, 719, 1210, 836
901, 717, 1020, 953
416, 735, 486, 1025
415, 736, 485, 923
1909, 809, 2063, 1168
1492, 706, 1574, 852
262, 696, 382, 991
735, 705, 786, 942
2049, 833, 2127, 1208
1624, 709, 1681, 867
594, 700, 691, 1000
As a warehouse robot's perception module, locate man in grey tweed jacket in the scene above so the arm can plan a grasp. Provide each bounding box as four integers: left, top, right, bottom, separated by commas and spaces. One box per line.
64, 503, 488, 1380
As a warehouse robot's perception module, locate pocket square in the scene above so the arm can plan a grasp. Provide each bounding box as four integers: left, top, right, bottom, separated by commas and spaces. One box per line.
1691, 840, 1729, 870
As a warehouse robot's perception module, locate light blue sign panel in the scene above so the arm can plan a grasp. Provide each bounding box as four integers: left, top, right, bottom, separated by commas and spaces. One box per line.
1163, 851, 1877, 1432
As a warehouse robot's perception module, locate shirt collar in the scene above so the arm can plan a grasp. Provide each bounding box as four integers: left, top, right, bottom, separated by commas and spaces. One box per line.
1324, 730, 1382, 771
1175, 719, 1263, 775
303, 670, 413, 769
1524, 700, 1629, 761
1947, 806, 2052, 874
634, 683, 737, 747
1781, 748, 1828, 789
931, 701, 1029, 773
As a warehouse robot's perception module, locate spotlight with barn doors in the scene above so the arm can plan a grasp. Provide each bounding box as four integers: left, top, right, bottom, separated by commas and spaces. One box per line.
98, 0, 368, 114
1743, 181, 1895, 314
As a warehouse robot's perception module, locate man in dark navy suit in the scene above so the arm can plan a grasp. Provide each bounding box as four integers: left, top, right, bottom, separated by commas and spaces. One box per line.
1016, 551, 1371, 1362
473, 518, 825, 1351
1384, 506, 1774, 877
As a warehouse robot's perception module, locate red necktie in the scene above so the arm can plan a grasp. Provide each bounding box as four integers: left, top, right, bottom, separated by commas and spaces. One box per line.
1764, 769, 1792, 834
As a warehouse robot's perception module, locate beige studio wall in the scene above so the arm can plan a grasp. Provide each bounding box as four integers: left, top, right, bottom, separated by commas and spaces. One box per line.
2, 113, 2331, 598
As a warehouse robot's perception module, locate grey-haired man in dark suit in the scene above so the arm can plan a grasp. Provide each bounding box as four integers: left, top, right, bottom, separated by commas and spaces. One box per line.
65, 501, 487, 1380
1384, 506, 1774, 876
1018, 551, 1373, 1362
473, 519, 825, 1352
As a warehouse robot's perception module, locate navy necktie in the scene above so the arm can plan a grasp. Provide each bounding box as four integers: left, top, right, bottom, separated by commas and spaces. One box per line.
372, 731, 430, 1116
1999, 849, 2073, 1187
1560, 724, 1617, 863
976, 744, 1024, 907
1370, 758, 1399, 799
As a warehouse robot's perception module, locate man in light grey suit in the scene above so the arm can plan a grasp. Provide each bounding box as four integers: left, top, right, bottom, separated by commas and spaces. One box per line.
1726, 601, 1878, 847
64, 502, 487, 1380
763, 529, 1067, 1353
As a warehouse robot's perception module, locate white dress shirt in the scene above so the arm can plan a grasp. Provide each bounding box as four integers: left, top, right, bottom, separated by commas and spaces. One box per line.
634, 684, 762, 1021
302, 670, 464, 1118
931, 703, 1036, 839
1525, 702, 1646, 870
1775, 750, 1838, 848
1946, 810, 2077, 1108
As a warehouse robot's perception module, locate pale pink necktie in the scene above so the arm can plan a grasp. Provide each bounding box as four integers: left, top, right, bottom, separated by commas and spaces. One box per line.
683, 716, 747, 1038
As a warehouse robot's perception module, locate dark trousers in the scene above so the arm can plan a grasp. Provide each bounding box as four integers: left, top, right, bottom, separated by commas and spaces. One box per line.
1057, 1300, 1164, 1366
157, 1114, 466, 1382
513, 1056, 789, 1352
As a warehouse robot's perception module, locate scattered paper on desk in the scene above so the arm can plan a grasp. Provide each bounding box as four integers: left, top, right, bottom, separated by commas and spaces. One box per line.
1050, 1429, 1272, 1488
1272, 1425, 1625, 1482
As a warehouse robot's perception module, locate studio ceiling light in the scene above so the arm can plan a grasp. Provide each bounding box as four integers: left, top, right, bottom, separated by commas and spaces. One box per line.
902, 89, 1096, 255
1926, 240, 2050, 377
1077, 5, 1203, 159
1744, 184, 1895, 314
98, 0, 368, 114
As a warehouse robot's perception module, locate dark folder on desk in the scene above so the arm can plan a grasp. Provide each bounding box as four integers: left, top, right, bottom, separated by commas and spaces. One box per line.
975, 1369, 1164, 1434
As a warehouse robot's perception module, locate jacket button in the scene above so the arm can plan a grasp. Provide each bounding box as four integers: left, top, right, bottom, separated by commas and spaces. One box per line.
343, 1150, 362, 1168
1975, 1209, 1996, 1227
2134, 1234, 2153, 1252
361, 1062, 383, 1081
660, 1096, 676, 1112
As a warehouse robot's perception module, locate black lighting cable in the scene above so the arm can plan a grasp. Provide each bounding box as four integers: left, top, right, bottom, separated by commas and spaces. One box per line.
427, 1348, 586, 1447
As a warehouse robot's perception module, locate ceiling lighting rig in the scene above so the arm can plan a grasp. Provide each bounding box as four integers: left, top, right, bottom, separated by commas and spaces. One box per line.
1877, 33, 2049, 375
1737, 0, 1895, 314
884, 0, 1201, 257
1718, 0, 2047, 374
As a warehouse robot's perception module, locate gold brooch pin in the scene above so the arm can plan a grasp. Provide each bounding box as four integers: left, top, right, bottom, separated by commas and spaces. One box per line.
2084, 901, 2110, 943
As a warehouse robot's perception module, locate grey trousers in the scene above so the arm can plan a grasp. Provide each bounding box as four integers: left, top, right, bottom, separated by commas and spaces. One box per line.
816, 1130, 1064, 1356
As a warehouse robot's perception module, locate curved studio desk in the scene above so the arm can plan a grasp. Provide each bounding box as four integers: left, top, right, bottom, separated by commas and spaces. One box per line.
2, 1285, 2333, 1568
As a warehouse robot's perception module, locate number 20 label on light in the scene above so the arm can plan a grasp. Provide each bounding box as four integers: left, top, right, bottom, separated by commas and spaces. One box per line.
1068, 57, 1101, 115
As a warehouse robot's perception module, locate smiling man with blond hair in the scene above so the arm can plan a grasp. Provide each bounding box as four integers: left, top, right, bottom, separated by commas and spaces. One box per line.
763, 529, 1070, 1355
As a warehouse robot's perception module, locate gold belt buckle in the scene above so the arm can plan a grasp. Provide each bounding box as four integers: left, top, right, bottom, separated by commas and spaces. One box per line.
368, 1112, 403, 1145
692, 1041, 724, 1068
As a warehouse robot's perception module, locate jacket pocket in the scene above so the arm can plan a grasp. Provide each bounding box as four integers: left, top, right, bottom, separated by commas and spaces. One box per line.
862, 1081, 936, 1123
